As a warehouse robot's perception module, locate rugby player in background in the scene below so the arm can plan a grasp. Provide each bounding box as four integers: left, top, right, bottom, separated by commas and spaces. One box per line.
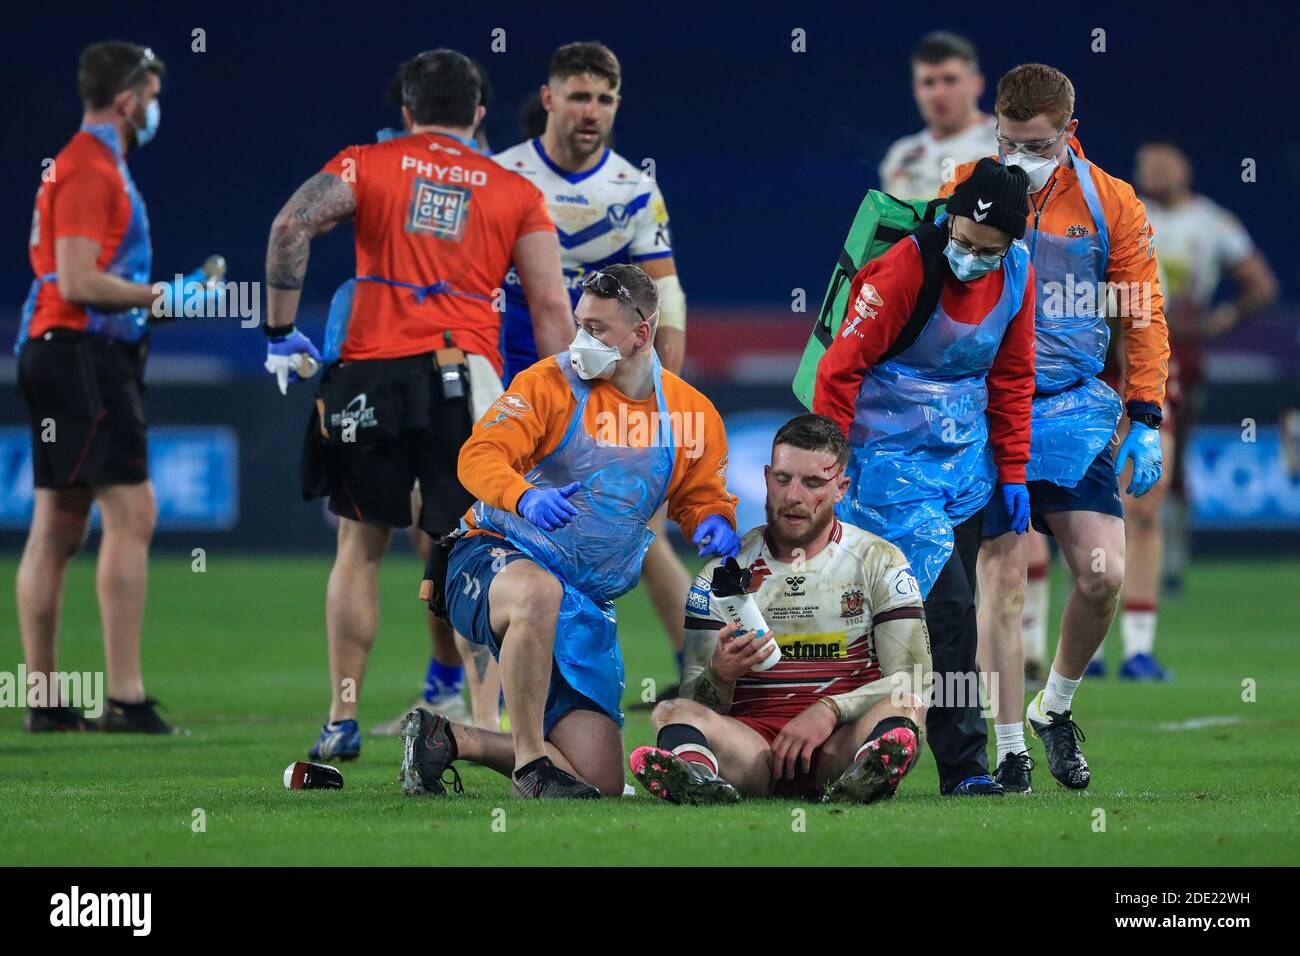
630, 416, 930, 804
879, 31, 997, 200
261, 49, 572, 762
493, 42, 696, 692
1106, 140, 1277, 677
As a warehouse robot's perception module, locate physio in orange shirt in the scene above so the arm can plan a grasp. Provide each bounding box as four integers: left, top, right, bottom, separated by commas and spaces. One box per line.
261, 49, 575, 764
399, 264, 739, 799
940, 64, 1170, 795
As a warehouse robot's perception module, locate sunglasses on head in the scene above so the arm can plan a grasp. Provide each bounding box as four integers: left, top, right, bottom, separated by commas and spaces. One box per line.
120, 47, 159, 94
580, 270, 647, 323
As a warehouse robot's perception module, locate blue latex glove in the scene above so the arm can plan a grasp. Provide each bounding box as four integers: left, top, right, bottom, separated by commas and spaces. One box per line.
152, 268, 219, 321
1115, 421, 1162, 497
693, 514, 740, 559
518, 482, 580, 531
264, 329, 323, 395
1001, 482, 1030, 535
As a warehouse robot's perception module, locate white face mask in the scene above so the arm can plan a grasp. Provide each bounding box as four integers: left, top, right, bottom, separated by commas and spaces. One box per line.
1004, 151, 1058, 193
569, 327, 624, 380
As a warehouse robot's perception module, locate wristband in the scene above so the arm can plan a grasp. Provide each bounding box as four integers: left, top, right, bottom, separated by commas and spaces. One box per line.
819, 695, 842, 725
264, 321, 295, 338
1131, 411, 1161, 430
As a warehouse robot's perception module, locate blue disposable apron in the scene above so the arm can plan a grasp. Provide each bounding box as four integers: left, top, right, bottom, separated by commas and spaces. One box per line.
1018, 147, 1123, 485
16, 123, 152, 354
839, 229, 1030, 597
471, 352, 676, 722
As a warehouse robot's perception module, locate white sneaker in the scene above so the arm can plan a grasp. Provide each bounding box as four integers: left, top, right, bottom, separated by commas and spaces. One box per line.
372, 693, 470, 737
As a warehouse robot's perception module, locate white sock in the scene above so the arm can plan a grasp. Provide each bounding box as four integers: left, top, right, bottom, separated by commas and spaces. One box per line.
671, 743, 719, 775
995, 722, 1027, 764
1122, 607, 1157, 657
1039, 667, 1082, 716
1022, 570, 1049, 663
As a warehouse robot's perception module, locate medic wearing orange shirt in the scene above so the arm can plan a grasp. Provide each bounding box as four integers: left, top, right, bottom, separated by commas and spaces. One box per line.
399, 264, 740, 800
16, 42, 218, 736
940, 64, 1170, 795
262, 49, 574, 763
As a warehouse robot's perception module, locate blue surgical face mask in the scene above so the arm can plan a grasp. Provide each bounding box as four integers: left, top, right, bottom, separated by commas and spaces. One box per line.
132, 96, 160, 148
944, 240, 1002, 282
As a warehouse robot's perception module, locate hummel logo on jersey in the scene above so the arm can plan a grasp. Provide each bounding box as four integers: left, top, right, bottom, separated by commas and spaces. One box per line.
974, 198, 992, 222
785, 576, 807, 596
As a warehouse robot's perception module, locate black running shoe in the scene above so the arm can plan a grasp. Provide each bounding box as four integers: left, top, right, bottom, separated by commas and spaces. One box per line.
95, 698, 185, 735
629, 746, 740, 805
399, 709, 463, 796
512, 758, 601, 799
994, 750, 1035, 793
24, 706, 87, 733
1027, 694, 1089, 790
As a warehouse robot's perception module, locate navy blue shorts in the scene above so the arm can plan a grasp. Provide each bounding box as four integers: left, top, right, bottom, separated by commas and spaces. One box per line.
445, 532, 607, 736
983, 445, 1124, 538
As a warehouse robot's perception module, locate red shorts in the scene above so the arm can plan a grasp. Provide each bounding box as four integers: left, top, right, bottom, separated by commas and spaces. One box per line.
734, 710, 824, 800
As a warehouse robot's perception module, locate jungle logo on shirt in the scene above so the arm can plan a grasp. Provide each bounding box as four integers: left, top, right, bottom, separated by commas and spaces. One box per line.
408, 178, 471, 241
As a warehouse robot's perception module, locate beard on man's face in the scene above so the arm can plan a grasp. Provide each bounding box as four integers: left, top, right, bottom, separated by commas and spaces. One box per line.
764, 496, 834, 550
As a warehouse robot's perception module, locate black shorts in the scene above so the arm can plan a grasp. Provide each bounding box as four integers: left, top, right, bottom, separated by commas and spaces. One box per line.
17, 330, 149, 489
300, 352, 474, 534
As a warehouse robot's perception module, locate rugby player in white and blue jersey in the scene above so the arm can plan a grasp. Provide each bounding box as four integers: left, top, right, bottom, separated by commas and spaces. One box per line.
493, 41, 694, 684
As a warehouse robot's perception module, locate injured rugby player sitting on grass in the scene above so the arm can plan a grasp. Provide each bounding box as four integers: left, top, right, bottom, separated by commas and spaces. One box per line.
630, 414, 931, 804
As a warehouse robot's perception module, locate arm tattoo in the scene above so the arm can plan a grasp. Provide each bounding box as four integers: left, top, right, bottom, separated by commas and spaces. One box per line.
682, 666, 733, 715
266, 172, 354, 291
691, 676, 725, 712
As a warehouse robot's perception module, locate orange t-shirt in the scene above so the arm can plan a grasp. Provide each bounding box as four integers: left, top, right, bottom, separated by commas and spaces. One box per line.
458, 356, 738, 539
321, 132, 555, 371
941, 139, 1169, 411
27, 130, 133, 336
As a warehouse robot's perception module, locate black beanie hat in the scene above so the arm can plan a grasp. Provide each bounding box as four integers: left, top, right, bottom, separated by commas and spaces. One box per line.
947, 158, 1031, 240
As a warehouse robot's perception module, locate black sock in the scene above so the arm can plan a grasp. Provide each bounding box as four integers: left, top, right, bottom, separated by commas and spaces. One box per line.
866, 715, 920, 743
513, 756, 549, 780
656, 723, 711, 753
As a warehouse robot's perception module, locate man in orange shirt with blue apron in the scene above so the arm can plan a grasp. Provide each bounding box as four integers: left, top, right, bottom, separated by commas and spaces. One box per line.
942, 64, 1170, 794
399, 265, 740, 798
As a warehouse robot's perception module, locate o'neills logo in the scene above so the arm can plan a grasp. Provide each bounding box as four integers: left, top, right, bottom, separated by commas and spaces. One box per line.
49, 886, 151, 936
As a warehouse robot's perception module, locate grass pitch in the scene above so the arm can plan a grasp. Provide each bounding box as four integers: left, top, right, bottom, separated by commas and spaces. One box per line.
1, 552, 1297, 866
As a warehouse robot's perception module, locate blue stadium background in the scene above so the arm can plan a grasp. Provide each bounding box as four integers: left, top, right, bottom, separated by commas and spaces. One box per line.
3, 3, 1297, 548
